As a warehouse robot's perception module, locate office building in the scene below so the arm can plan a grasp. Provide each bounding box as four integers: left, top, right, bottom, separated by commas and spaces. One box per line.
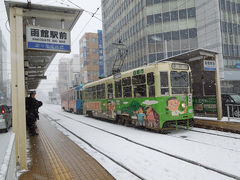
101, 0, 240, 93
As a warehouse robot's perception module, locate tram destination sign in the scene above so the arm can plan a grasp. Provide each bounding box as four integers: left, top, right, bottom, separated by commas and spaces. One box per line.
26, 25, 71, 53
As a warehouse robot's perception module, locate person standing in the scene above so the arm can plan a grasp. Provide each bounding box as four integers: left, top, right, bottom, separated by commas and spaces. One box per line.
25, 91, 42, 136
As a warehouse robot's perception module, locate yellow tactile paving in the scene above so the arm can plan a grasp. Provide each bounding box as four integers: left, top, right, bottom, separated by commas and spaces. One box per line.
39, 129, 74, 180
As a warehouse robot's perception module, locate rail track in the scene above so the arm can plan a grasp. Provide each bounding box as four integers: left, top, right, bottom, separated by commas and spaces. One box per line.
44, 112, 240, 180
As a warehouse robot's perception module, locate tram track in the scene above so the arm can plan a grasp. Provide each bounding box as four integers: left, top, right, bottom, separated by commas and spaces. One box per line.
43, 113, 144, 180
188, 128, 240, 140
44, 111, 240, 180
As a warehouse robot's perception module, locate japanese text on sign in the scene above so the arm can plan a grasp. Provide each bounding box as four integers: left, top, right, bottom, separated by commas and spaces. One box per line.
26, 25, 71, 53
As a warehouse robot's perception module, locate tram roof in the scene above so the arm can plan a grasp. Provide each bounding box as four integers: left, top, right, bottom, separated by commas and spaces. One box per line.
5, 0, 83, 91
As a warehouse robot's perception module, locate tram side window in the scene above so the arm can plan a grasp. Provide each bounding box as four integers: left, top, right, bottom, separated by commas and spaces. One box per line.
115, 80, 122, 98
100, 84, 106, 99
133, 74, 146, 97
108, 84, 113, 99
160, 72, 169, 95
97, 84, 101, 99
122, 77, 132, 98
92, 86, 97, 99
147, 72, 155, 97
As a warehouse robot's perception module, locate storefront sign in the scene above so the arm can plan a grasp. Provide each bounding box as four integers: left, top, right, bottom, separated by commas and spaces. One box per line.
26, 25, 71, 52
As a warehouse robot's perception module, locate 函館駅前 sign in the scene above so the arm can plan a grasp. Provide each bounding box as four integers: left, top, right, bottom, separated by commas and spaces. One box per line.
26, 25, 71, 53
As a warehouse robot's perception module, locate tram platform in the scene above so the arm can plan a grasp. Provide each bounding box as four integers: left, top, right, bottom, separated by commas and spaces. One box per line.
194, 117, 240, 134
19, 114, 114, 180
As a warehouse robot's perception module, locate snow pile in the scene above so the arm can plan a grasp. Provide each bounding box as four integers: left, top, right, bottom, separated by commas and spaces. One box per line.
0, 133, 15, 180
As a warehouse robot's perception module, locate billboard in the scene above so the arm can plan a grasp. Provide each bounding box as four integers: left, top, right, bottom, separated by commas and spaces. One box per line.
98, 30, 104, 78
26, 25, 71, 53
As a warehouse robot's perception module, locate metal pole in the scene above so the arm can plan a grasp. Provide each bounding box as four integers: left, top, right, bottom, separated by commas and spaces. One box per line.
215, 54, 222, 120
10, 7, 27, 170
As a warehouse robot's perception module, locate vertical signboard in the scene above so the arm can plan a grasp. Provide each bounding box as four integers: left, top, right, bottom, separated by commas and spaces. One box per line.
98, 30, 104, 78
83, 46, 87, 66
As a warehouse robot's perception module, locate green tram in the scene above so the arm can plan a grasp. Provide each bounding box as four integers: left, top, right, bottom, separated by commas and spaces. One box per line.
83, 61, 194, 131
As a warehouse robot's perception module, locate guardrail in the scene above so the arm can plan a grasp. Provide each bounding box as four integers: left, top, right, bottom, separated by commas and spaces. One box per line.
226, 104, 240, 121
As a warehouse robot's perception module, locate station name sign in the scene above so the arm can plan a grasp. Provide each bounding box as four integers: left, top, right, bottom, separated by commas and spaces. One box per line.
204, 60, 216, 71
26, 25, 71, 53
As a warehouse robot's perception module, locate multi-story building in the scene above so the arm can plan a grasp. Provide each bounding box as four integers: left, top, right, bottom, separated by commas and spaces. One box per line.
79, 33, 100, 84
102, 0, 240, 93
69, 54, 81, 87
0, 28, 7, 102
57, 58, 70, 94
57, 55, 81, 94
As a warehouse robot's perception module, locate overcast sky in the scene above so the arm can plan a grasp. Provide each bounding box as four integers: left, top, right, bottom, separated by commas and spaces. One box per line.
0, 0, 102, 98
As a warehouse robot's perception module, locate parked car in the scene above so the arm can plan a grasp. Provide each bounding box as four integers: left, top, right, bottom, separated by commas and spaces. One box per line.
0, 104, 12, 132
222, 94, 240, 117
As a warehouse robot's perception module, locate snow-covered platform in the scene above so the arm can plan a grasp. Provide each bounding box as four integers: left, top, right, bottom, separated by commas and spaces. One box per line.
19, 114, 114, 180
194, 117, 240, 133
0, 131, 16, 180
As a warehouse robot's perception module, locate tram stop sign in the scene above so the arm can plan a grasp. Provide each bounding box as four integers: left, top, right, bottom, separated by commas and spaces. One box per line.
26, 25, 71, 53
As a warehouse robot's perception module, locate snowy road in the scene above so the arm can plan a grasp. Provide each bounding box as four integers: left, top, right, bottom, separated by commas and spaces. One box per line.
40, 104, 240, 180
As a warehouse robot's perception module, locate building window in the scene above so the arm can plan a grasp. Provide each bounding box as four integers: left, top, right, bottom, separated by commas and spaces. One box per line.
154, 13, 162, 23
187, 7, 196, 18
146, 0, 153, 6
228, 23, 232, 34
233, 24, 237, 34
149, 54, 156, 63
221, 21, 227, 32
163, 12, 170, 22
164, 32, 171, 41
237, 3, 240, 13
189, 28, 197, 38
148, 35, 155, 43
171, 11, 178, 21
226, 1, 231, 11
172, 31, 180, 40
220, 0, 226, 10
232, 2, 236, 13
147, 15, 154, 24
154, 0, 161, 3
157, 53, 164, 60
180, 29, 188, 39
179, 9, 187, 19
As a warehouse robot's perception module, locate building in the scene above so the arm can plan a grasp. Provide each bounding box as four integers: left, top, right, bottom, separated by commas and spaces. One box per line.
57, 58, 70, 95
79, 32, 100, 84
102, 0, 240, 93
0, 28, 7, 103
57, 55, 81, 94
69, 54, 81, 87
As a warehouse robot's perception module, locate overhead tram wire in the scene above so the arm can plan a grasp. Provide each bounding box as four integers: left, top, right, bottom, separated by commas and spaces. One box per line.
42, 5, 101, 84
62, 0, 102, 22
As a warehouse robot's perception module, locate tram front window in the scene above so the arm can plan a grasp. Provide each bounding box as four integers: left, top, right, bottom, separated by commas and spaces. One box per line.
171, 71, 189, 94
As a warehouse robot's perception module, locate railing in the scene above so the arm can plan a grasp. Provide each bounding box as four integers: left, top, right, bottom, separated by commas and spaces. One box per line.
226, 104, 240, 121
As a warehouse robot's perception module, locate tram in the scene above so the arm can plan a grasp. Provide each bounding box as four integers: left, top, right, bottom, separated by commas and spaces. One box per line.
83, 61, 194, 130
61, 84, 83, 114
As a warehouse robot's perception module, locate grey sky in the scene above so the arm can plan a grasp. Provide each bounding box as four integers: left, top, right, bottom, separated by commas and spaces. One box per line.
0, 0, 102, 95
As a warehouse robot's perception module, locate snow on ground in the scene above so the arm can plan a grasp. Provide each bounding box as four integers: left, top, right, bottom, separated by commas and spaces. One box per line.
0, 131, 15, 180
40, 104, 240, 180
195, 116, 240, 123
0, 130, 12, 167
